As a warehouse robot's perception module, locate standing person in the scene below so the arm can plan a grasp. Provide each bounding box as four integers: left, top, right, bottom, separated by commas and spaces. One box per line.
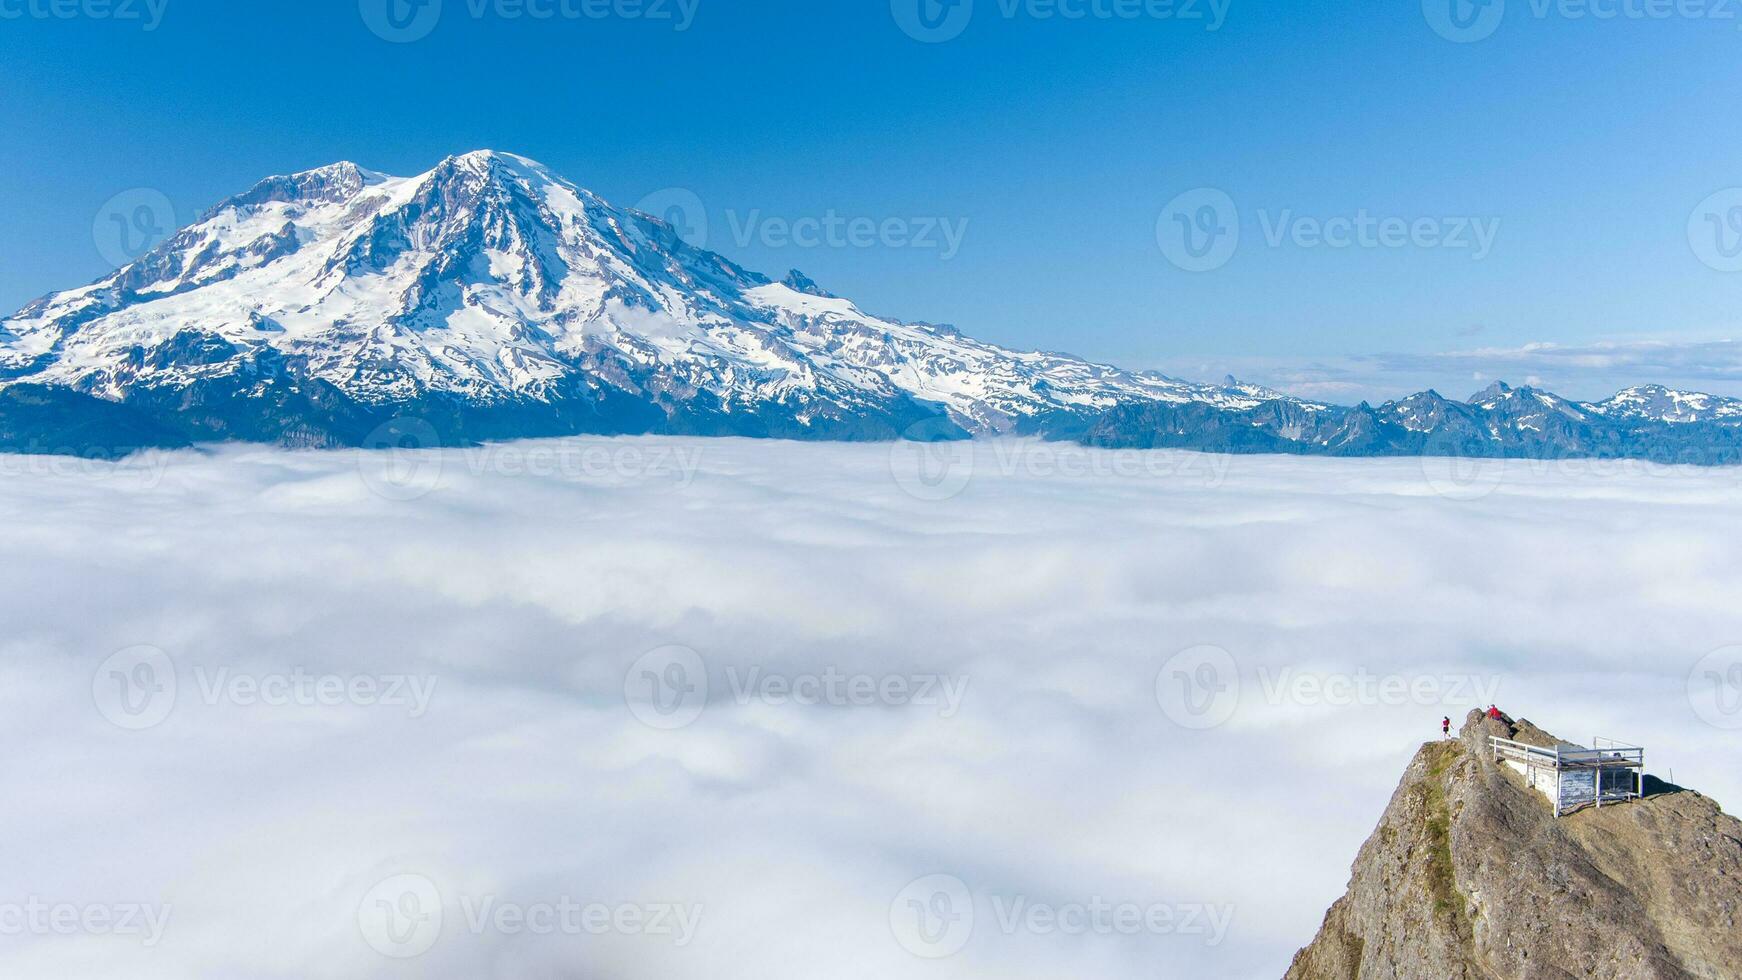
1442, 716, 1452, 739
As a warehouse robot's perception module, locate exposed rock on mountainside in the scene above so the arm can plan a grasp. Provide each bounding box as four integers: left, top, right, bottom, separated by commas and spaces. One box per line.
1285, 710, 1742, 980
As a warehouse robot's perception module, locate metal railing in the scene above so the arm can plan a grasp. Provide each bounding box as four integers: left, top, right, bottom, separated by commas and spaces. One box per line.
1490, 736, 1563, 766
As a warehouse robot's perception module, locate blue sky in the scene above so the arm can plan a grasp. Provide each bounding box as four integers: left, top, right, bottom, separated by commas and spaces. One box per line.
2, 0, 1740, 401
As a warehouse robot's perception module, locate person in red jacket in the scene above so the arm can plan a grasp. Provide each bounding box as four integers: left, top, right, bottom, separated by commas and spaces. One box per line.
1488, 704, 1503, 720
1442, 716, 1452, 738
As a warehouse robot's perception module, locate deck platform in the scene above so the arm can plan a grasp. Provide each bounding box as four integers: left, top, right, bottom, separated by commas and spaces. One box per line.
1491, 735, 1645, 817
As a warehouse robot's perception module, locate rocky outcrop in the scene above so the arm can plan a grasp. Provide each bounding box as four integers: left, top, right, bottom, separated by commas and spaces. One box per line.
1286, 710, 1742, 979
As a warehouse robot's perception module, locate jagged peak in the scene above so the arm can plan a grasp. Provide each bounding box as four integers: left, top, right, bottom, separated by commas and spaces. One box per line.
1288, 705, 1742, 980
1470, 380, 1515, 403
437, 149, 554, 180
207, 160, 385, 219
781, 269, 835, 298
1610, 383, 1674, 397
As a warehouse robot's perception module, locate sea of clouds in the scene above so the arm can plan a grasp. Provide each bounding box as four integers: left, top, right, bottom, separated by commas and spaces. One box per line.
1, 436, 1739, 979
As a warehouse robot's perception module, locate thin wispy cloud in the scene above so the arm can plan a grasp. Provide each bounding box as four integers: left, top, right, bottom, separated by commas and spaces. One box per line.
1369, 339, 1742, 388
1160, 338, 1742, 405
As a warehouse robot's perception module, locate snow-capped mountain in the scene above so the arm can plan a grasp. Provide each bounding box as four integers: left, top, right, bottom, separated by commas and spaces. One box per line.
3, 150, 1742, 463
1586, 385, 1742, 425
0, 150, 1282, 444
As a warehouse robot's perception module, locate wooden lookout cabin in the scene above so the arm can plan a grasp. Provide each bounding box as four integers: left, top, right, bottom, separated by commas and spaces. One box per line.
1491, 735, 1645, 817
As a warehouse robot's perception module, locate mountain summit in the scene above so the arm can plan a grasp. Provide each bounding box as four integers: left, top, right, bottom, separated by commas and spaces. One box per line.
1286, 711, 1742, 979
4, 151, 1742, 458
0, 150, 1274, 447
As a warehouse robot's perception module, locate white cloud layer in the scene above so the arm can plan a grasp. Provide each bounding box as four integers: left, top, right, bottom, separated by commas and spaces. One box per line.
2, 437, 1740, 979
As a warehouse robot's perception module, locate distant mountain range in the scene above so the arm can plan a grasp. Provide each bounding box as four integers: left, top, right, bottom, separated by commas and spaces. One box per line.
3, 150, 1741, 463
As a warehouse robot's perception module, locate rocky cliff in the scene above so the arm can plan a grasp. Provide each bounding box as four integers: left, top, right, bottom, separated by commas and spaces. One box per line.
1286, 710, 1742, 979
